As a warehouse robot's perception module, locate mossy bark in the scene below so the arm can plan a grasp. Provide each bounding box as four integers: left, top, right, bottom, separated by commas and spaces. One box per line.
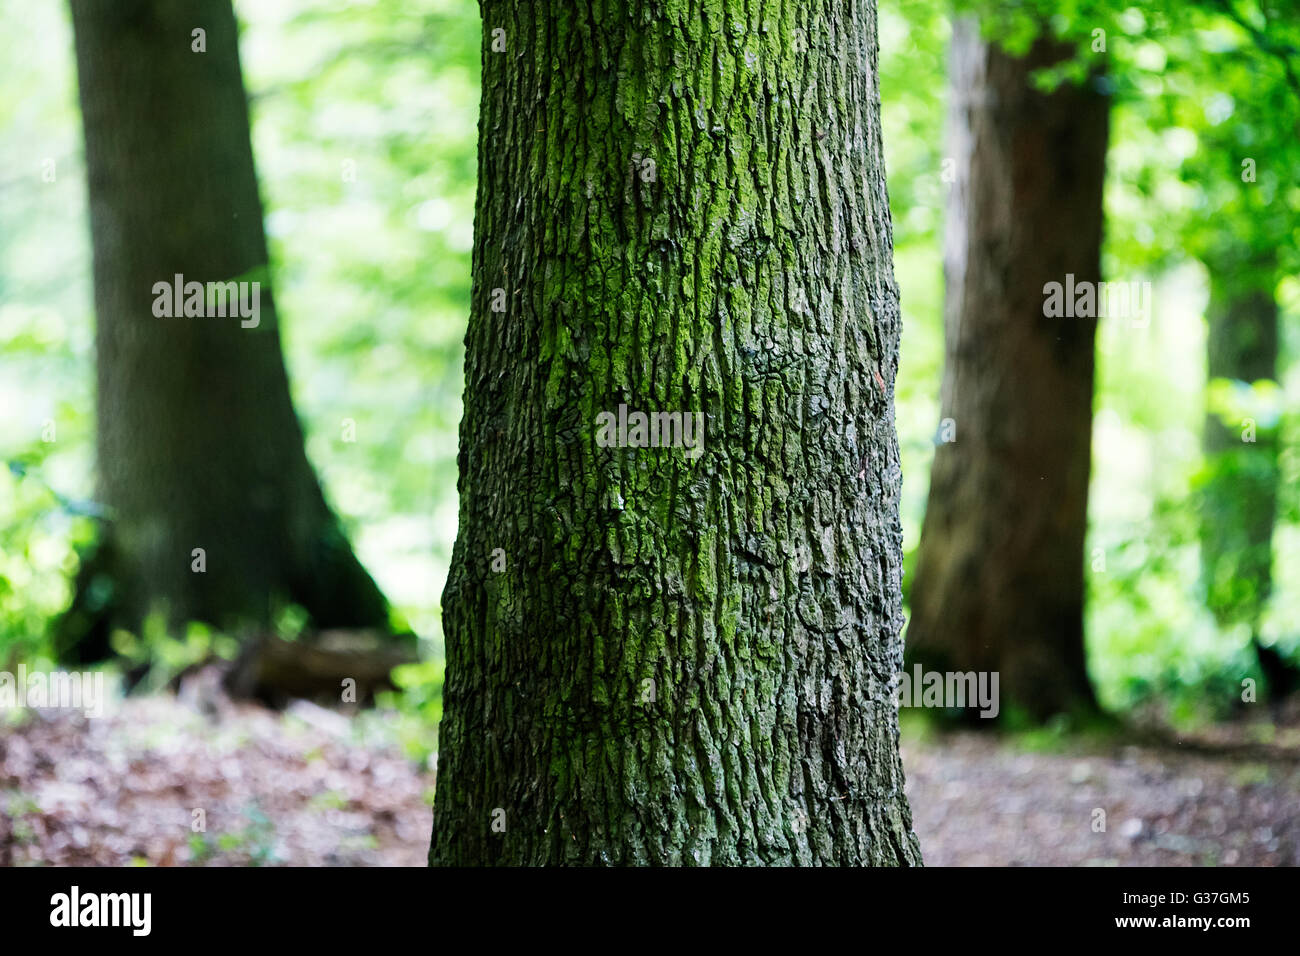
905, 21, 1108, 723
430, 0, 922, 865
63, 0, 393, 657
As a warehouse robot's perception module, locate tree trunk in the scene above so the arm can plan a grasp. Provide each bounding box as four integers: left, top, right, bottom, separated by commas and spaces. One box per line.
905, 20, 1108, 723
1199, 251, 1294, 695
62, 0, 397, 665
430, 0, 922, 865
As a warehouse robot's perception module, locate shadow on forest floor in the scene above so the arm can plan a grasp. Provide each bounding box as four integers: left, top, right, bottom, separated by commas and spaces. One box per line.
1, 676, 1297, 865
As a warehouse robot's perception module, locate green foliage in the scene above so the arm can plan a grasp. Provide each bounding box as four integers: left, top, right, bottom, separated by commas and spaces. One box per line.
191, 804, 281, 866
0, 0, 478, 699
107, 618, 242, 694
236, 0, 481, 651
0, 458, 96, 667
366, 657, 445, 765
883, 0, 1300, 717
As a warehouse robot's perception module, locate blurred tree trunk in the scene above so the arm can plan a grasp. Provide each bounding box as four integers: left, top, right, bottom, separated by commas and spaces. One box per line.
905, 20, 1108, 723
1200, 251, 1295, 696
62, 0, 402, 681
430, 0, 922, 865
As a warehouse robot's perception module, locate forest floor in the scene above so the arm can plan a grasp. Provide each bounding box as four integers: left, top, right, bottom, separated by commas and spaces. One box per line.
902, 714, 1300, 866
2, 677, 1297, 866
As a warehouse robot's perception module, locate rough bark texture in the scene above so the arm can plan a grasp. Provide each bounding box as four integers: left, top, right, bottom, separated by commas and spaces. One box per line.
63, 0, 394, 656
905, 21, 1108, 723
430, 0, 922, 865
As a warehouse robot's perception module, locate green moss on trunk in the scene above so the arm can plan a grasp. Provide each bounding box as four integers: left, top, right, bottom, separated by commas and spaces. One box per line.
431, 0, 921, 866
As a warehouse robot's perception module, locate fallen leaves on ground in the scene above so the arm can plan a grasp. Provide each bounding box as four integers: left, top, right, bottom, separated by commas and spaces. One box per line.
0, 687, 432, 867
903, 727, 1300, 866
2, 682, 1296, 865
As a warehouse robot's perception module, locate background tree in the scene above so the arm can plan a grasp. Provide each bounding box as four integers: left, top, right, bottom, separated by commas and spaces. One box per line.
1200, 242, 1290, 693
61, 0, 409, 691
430, 0, 923, 865
1178, 12, 1300, 698
904, 17, 1110, 723
1042, 0, 1300, 710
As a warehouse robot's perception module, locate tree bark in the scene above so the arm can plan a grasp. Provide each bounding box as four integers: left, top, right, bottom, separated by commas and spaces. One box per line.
430, 0, 922, 865
63, 0, 396, 660
905, 20, 1108, 723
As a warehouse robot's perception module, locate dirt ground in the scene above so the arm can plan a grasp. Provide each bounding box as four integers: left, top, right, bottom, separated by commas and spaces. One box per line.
903, 728, 1299, 866
2, 687, 1296, 866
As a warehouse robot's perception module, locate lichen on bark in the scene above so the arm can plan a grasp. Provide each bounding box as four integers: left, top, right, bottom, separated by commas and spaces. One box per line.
431, 0, 921, 866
